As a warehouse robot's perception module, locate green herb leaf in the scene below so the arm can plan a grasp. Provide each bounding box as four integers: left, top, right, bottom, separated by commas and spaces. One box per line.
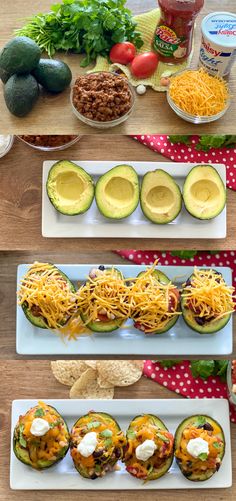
95, 464, 101, 473
213, 442, 220, 449
87, 421, 101, 430
34, 408, 45, 417
157, 360, 182, 369
196, 416, 206, 426
190, 360, 215, 380
19, 424, 27, 448
50, 419, 62, 429
198, 452, 208, 461
104, 438, 113, 448
100, 429, 113, 438
168, 135, 191, 145
171, 250, 198, 259
127, 430, 136, 440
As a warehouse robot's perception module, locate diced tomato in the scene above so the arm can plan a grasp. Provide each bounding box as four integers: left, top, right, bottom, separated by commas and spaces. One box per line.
97, 314, 110, 322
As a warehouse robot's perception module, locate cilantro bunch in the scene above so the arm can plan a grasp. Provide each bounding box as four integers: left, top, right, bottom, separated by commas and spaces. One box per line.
157, 360, 228, 381
15, 0, 143, 66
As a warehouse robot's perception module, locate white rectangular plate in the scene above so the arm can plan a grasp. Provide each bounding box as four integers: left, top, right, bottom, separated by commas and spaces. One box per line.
10, 398, 232, 490
16, 264, 233, 356
42, 162, 226, 238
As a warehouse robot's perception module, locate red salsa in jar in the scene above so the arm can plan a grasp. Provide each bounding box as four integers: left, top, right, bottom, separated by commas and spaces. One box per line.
153, 0, 204, 64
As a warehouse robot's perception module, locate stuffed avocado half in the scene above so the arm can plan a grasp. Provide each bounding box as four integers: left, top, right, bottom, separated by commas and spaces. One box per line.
140, 169, 182, 224
183, 165, 226, 220
77, 265, 129, 332
70, 411, 126, 479
13, 401, 70, 469
175, 414, 225, 481
181, 268, 235, 334
123, 414, 174, 481
46, 160, 95, 216
130, 268, 180, 334
95, 164, 139, 219
18, 262, 77, 330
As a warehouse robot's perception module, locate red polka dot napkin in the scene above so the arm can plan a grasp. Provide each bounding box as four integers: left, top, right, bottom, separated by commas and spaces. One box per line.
115, 250, 236, 286
132, 134, 236, 190
144, 360, 236, 423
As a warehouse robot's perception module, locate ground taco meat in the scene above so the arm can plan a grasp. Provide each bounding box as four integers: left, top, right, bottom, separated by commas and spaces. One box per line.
19, 135, 78, 147
72, 72, 132, 122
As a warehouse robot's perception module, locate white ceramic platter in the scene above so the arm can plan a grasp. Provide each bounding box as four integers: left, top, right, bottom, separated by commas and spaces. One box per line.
10, 398, 232, 490
42, 162, 226, 238
16, 264, 233, 356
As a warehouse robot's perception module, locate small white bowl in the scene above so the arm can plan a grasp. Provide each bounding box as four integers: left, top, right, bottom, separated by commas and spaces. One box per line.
0, 135, 14, 158
17, 135, 81, 152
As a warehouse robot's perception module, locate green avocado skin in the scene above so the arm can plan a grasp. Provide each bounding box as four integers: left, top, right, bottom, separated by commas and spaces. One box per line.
33, 59, 72, 93
174, 414, 225, 481
4, 74, 39, 117
0, 36, 41, 80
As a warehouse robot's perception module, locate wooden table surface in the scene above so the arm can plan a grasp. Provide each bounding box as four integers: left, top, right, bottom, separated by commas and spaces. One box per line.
0, 360, 235, 500
0, 0, 235, 135
1, 249, 236, 360
0, 135, 235, 251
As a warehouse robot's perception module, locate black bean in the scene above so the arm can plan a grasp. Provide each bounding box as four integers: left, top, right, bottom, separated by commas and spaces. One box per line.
90, 473, 98, 480
93, 449, 104, 458
195, 316, 206, 326
98, 265, 105, 271
114, 447, 121, 458
198, 422, 213, 432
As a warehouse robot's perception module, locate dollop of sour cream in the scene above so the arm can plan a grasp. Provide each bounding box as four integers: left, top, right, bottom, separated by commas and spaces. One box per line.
187, 437, 209, 458
77, 432, 98, 457
135, 439, 157, 461
30, 418, 50, 437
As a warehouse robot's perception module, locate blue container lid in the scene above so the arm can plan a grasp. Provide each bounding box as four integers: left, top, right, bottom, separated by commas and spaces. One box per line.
202, 11, 236, 48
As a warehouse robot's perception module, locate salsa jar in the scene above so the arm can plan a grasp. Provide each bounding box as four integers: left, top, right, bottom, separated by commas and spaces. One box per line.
153, 0, 204, 64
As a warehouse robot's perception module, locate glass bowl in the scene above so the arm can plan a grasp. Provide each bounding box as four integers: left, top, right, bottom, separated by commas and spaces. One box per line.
227, 360, 236, 409
0, 135, 14, 158
70, 72, 136, 129
17, 135, 82, 151
167, 69, 230, 124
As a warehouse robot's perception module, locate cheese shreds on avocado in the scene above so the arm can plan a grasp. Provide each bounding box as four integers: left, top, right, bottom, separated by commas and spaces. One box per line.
182, 268, 235, 321
128, 262, 181, 332
18, 262, 77, 329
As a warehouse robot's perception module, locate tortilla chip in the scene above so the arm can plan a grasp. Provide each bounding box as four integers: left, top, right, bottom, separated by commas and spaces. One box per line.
51, 360, 88, 386
97, 360, 143, 387
70, 368, 114, 399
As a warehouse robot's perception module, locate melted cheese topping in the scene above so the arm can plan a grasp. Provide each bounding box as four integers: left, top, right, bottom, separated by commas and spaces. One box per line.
128, 264, 181, 332
18, 262, 77, 329
169, 68, 229, 117
76, 269, 130, 324
182, 268, 235, 320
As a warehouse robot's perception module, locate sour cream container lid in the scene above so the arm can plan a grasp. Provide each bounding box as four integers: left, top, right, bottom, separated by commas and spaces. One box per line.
201, 12, 236, 49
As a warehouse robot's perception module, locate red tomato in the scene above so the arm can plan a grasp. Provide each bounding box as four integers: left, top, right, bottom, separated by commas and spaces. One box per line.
130, 52, 159, 79
110, 42, 136, 64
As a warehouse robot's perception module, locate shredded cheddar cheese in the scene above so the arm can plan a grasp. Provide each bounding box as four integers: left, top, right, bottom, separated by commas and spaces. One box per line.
128, 263, 181, 333
76, 268, 130, 325
182, 268, 235, 321
169, 68, 229, 117
18, 262, 77, 329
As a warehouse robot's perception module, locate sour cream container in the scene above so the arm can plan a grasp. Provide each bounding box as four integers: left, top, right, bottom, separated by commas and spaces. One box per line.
199, 12, 236, 77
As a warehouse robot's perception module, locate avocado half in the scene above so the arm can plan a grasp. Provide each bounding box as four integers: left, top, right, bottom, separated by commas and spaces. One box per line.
140, 169, 182, 224
132, 269, 180, 334
124, 414, 174, 481
13, 403, 70, 470
183, 165, 226, 220
174, 414, 225, 481
21, 264, 76, 329
181, 270, 231, 334
80, 267, 125, 332
70, 411, 121, 479
95, 164, 139, 219
46, 160, 94, 216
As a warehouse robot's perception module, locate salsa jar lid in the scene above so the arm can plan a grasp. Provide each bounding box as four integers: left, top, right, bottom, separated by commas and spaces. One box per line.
201, 12, 236, 49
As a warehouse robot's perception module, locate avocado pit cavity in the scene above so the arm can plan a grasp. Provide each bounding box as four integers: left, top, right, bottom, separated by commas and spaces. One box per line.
190, 180, 220, 206
146, 185, 175, 213
105, 176, 134, 206
56, 171, 86, 201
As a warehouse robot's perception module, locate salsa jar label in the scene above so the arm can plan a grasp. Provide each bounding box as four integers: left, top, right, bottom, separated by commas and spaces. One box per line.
153, 25, 187, 60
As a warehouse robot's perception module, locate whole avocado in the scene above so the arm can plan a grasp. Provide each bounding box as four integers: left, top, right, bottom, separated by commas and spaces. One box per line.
0, 36, 41, 81
33, 59, 72, 92
4, 74, 39, 117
